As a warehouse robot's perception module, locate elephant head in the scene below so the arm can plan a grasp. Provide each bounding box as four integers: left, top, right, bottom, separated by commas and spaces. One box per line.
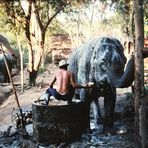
90, 38, 134, 88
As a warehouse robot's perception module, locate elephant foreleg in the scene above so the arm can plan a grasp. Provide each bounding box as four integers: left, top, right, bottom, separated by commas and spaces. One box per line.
103, 86, 116, 134
91, 99, 102, 125
89, 85, 103, 125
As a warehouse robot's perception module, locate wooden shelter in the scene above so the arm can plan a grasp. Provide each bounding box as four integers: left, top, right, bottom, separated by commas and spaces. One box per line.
47, 34, 73, 64
0, 34, 18, 58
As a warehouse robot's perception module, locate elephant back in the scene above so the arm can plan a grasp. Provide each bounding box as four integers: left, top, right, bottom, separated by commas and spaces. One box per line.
68, 38, 99, 82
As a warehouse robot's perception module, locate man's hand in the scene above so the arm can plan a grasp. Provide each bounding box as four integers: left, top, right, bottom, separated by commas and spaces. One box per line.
49, 76, 56, 88
82, 82, 94, 88
87, 82, 94, 87
49, 83, 53, 88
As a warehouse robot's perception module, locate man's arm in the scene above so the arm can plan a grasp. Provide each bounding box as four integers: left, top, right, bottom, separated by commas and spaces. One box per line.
70, 72, 93, 88
49, 76, 56, 88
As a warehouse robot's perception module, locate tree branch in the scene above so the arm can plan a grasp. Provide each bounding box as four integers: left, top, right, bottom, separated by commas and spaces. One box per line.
44, 6, 65, 30
18, 0, 27, 17
24, 0, 33, 45
3, 0, 16, 20
32, 0, 44, 30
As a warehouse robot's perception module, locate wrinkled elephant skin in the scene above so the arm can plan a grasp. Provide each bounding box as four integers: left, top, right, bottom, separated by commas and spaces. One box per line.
68, 37, 134, 133
0, 53, 15, 83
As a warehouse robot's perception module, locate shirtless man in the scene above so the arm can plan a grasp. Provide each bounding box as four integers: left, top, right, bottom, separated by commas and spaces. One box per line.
44, 59, 94, 105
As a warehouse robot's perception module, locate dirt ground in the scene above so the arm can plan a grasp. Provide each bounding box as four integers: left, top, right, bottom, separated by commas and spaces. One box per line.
0, 64, 58, 131
0, 64, 140, 147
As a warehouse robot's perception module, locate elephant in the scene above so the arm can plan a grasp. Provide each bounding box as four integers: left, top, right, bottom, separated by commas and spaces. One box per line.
0, 52, 16, 83
68, 37, 134, 134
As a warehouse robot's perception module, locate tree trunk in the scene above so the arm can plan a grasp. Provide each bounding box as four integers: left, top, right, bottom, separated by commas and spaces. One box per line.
20, 51, 24, 92
27, 41, 36, 86
24, 0, 36, 87
34, 40, 44, 71
133, 0, 146, 147
89, 0, 96, 39
28, 69, 37, 87
17, 34, 24, 93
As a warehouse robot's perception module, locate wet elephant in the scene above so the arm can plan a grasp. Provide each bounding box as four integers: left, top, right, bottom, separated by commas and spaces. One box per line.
0, 53, 15, 83
68, 37, 134, 133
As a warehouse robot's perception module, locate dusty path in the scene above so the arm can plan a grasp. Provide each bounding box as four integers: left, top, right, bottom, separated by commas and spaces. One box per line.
0, 86, 43, 131
0, 64, 58, 132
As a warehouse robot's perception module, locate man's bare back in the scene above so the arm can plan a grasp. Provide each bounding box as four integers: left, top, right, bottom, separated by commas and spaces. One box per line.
49, 65, 93, 95
42, 60, 94, 105
55, 69, 72, 94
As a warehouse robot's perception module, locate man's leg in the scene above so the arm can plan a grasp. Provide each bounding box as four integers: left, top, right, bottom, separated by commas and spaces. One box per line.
44, 90, 50, 105
45, 88, 58, 104
43, 88, 54, 105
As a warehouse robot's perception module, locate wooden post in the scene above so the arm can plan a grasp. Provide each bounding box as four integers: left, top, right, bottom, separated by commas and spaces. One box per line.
0, 44, 21, 109
0, 44, 27, 134
133, 0, 146, 147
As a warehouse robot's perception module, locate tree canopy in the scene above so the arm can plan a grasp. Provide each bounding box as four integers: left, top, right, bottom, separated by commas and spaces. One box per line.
0, 0, 147, 71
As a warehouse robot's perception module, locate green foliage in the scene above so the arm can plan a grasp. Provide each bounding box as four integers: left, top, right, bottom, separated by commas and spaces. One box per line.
0, 0, 27, 56
0, 6, 8, 32
47, 19, 67, 35
38, 67, 46, 74
100, 0, 147, 38
144, 0, 148, 37
2, 1, 25, 34
113, 0, 134, 38
1, 0, 146, 63
144, 0, 148, 18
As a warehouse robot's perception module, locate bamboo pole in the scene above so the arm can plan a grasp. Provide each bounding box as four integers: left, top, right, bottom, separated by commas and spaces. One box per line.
0, 44, 21, 109
0, 44, 27, 134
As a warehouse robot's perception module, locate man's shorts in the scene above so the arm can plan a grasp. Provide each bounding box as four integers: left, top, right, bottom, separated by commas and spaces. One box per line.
46, 87, 75, 101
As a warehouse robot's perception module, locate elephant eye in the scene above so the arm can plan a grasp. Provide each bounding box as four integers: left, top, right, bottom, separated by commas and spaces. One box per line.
99, 62, 106, 71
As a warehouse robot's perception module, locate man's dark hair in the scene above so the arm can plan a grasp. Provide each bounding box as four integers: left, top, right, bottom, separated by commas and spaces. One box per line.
59, 65, 68, 70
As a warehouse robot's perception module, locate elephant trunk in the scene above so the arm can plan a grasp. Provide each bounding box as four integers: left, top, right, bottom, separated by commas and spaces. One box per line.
107, 56, 134, 88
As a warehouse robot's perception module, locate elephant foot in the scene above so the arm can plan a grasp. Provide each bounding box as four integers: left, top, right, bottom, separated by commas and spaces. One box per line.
83, 128, 92, 135
101, 127, 116, 136
86, 128, 92, 134
96, 117, 103, 125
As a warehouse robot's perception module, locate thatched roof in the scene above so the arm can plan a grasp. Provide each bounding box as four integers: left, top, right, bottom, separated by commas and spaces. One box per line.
0, 34, 18, 57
